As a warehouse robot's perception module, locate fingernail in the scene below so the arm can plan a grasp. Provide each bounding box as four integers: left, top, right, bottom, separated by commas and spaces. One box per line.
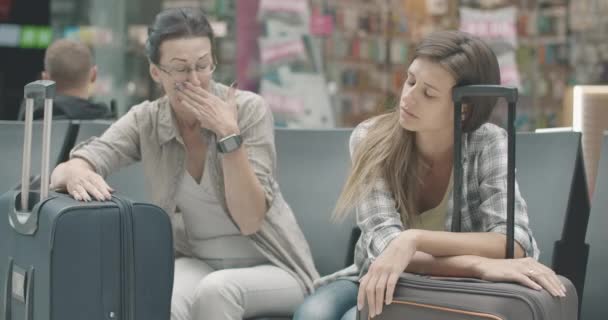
357, 303, 361, 311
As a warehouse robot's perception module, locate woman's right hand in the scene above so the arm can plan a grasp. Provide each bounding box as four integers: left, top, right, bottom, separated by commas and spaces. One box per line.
473, 257, 567, 297
358, 231, 418, 318
50, 159, 113, 202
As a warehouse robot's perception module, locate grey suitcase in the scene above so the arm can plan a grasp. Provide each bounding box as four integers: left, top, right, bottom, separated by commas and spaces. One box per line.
0, 80, 174, 320
358, 85, 578, 320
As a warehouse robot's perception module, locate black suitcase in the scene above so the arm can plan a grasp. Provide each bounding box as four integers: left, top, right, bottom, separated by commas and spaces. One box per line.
1, 80, 174, 320
358, 85, 578, 320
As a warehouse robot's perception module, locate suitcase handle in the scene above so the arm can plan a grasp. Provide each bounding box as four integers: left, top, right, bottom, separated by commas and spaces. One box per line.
8, 80, 55, 235
452, 85, 517, 259
452, 85, 518, 104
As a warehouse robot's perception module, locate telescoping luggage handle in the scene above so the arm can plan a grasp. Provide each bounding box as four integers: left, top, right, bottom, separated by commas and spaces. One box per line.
8, 80, 55, 235
452, 85, 518, 259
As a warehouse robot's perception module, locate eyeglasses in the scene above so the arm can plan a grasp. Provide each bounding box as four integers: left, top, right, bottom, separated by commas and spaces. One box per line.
157, 62, 216, 81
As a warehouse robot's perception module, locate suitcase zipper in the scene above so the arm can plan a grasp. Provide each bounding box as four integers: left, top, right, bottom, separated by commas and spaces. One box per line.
113, 197, 136, 320
390, 300, 505, 319
396, 276, 545, 318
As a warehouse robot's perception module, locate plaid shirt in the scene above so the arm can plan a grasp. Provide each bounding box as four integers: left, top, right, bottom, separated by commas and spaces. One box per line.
315, 119, 539, 287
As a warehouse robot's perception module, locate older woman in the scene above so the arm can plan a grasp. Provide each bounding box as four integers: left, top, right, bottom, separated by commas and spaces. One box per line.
50, 7, 318, 320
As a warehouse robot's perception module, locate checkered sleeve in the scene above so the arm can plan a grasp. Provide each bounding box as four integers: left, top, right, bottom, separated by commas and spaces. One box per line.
350, 121, 405, 260
476, 130, 540, 259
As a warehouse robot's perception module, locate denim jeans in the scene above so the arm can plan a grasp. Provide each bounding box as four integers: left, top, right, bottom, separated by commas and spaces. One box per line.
293, 280, 358, 320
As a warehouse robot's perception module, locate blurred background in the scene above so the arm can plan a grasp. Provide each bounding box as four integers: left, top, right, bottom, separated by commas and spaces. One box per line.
1, 0, 607, 130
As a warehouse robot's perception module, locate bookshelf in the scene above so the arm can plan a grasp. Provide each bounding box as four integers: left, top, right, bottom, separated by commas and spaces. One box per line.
312, 0, 576, 130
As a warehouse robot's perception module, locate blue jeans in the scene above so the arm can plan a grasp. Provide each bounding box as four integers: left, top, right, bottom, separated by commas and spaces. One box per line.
293, 280, 358, 320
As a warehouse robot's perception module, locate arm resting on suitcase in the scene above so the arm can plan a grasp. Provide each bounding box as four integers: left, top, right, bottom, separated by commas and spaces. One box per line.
50, 158, 95, 191
406, 229, 525, 259
50, 157, 113, 201
406, 251, 564, 297
407, 251, 483, 277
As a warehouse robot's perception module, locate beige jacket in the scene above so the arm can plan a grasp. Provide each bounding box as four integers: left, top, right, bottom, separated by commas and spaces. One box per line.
70, 81, 320, 294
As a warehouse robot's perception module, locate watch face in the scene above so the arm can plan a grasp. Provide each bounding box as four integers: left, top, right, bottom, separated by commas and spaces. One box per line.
224, 137, 239, 151
219, 134, 242, 153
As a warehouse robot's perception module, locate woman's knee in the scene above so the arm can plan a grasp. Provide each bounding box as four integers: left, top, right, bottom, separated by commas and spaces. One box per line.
194, 270, 242, 305
293, 296, 343, 320
293, 281, 358, 320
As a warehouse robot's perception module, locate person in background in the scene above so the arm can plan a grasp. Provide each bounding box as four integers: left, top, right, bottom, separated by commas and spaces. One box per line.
19, 39, 111, 120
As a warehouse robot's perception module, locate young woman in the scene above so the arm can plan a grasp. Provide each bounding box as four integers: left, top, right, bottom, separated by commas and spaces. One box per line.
50, 7, 318, 320
294, 30, 565, 320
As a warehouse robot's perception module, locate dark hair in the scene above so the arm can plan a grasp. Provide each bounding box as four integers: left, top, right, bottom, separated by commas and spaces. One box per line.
146, 7, 216, 65
414, 30, 501, 132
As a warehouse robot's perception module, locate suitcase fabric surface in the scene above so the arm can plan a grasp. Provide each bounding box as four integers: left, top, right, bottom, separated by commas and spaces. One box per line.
358, 85, 578, 320
1, 80, 174, 320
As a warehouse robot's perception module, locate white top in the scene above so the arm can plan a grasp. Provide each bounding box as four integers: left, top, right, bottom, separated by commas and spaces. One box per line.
175, 168, 266, 261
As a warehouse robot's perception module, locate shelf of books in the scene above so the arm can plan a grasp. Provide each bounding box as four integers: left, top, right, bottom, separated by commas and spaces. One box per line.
309, 0, 577, 130
39, 0, 607, 129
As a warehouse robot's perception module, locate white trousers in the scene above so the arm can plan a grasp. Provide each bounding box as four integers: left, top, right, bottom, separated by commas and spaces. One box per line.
171, 257, 305, 320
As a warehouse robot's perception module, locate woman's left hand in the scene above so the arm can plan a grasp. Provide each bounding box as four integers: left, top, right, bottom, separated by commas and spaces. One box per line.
474, 257, 567, 297
176, 82, 239, 137
358, 230, 418, 318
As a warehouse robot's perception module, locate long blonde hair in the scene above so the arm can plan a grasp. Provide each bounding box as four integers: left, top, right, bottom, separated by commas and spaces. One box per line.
334, 30, 501, 223
334, 113, 423, 223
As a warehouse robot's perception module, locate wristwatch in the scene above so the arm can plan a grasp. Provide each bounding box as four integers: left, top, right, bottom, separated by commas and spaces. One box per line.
217, 134, 243, 153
